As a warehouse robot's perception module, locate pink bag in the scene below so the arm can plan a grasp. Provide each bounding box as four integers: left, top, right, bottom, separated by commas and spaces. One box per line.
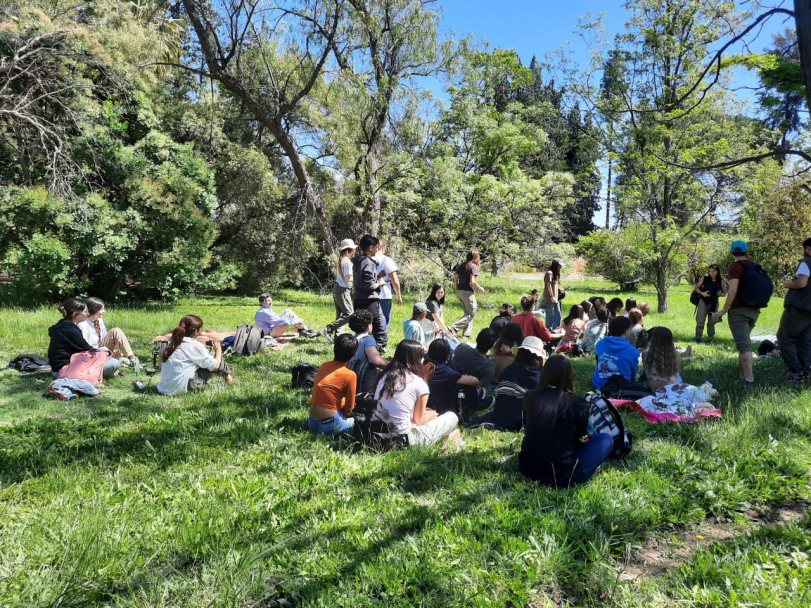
58, 350, 110, 387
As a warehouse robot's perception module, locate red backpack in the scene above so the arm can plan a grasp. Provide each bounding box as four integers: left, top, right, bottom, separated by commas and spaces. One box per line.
58, 350, 110, 386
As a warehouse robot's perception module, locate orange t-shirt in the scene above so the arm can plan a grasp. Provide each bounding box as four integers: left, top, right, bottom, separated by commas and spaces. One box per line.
310, 360, 357, 414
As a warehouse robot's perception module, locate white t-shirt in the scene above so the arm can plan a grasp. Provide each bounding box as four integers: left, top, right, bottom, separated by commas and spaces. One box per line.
796, 261, 810, 277
79, 318, 107, 348
336, 256, 353, 289
374, 371, 429, 435
157, 338, 218, 396
374, 254, 398, 300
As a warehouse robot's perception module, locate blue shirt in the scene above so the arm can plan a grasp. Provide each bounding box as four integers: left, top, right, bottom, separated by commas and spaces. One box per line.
403, 319, 426, 346
592, 336, 640, 389
255, 306, 288, 334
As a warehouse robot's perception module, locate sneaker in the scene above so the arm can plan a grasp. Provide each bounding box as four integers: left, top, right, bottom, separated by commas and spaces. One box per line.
787, 370, 805, 382
319, 328, 334, 343
298, 329, 319, 339
476, 394, 496, 411
48, 386, 70, 401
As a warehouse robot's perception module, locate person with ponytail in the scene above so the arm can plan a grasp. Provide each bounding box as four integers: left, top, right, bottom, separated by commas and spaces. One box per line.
48, 298, 121, 377
80, 297, 138, 365
157, 315, 236, 395
519, 355, 613, 488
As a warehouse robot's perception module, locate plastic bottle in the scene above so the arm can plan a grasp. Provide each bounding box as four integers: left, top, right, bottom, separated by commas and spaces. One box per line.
457, 389, 465, 411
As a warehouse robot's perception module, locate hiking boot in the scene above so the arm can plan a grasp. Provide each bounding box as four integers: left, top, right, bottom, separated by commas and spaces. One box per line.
787, 370, 805, 382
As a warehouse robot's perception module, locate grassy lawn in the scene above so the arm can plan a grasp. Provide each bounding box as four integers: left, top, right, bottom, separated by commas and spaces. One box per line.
1, 275, 810, 607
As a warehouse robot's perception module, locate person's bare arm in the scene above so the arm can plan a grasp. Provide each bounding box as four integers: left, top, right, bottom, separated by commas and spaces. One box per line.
456, 374, 479, 387
470, 274, 486, 293
365, 345, 388, 368
712, 278, 739, 322
389, 270, 403, 305
411, 393, 437, 426
453, 272, 459, 291
784, 274, 809, 290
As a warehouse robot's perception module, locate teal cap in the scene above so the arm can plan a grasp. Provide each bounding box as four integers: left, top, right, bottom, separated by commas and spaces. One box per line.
731, 240, 748, 254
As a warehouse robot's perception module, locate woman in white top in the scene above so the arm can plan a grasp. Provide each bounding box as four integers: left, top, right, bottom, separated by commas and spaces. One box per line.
374, 340, 459, 446
157, 315, 236, 395
322, 238, 356, 340
81, 298, 138, 366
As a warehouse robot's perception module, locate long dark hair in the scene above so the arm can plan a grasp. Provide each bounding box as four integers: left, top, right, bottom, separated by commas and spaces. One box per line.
427, 283, 445, 306
59, 298, 86, 321
520, 294, 535, 312
523, 355, 577, 427
563, 304, 584, 327
706, 264, 723, 287
642, 327, 680, 378
548, 260, 562, 282
85, 297, 105, 316
377, 340, 425, 400
607, 297, 624, 316
424, 338, 452, 379
161, 315, 204, 363
465, 250, 481, 272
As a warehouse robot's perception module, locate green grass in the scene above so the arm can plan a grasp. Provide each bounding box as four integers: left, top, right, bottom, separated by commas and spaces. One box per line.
1, 276, 809, 607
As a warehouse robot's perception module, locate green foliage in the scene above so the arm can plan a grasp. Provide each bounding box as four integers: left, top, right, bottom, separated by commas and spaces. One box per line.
578, 225, 658, 289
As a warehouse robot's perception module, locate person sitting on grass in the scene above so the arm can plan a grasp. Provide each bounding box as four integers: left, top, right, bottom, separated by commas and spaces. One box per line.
469, 336, 546, 432
490, 302, 516, 334
627, 308, 646, 348
157, 315, 236, 395
513, 295, 565, 344
255, 293, 319, 339
588, 296, 607, 321
309, 334, 359, 435
623, 297, 637, 318
581, 300, 593, 324
641, 327, 683, 391
450, 327, 498, 389
580, 307, 609, 354
638, 302, 651, 318
375, 340, 460, 446
559, 304, 586, 346
422, 283, 455, 343
403, 302, 428, 348
48, 298, 118, 379
81, 297, 138, 367
607, 297, 624, 319
491, 322, 525, 383
592, 316, 640, 390
425, 339, 492, 416
348, 309, 387, 394
519, 355, 613, 488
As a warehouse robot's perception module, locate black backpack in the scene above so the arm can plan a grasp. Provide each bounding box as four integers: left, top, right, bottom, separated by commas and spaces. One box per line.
347, 357, 380, 395
230, 325, 266, 356
600, 374, 654, 401
348, 395, 408, 452
8, 354, 51, 373
291, 364, 318, 389
736, 261, 774, 309
586, 392, 632, 460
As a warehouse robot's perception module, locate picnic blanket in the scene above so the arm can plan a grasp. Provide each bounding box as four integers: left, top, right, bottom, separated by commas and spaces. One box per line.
610, 382, 722, 423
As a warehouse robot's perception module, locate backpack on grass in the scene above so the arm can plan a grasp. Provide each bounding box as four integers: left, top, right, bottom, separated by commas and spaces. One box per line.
348, 395, 408, 452
229, 325, 266, 357
58, 350, 110, 387
600, 374, 654, 401
347, 357, 380, 395
586, 392, 632, 460
291, 364, 318, 389
736, 261, 774, 309
8, 354, 51, 373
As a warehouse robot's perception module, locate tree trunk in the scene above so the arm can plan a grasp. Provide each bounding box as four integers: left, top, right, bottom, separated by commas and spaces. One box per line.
795, 0, 811, 114
656, 262, 669, 313
605, 156, 612, 229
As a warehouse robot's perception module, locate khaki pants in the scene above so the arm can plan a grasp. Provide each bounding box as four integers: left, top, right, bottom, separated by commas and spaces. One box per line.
325, 285, 353, 333
695, 299, 717, 340
99, 327, 133, 358
407, 412, 459, 446
449, 290, 478, 338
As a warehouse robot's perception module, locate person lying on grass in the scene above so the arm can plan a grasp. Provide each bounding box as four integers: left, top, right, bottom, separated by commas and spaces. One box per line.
374, 340, 460, 446
520, 355, 613, 488
157, 315, 237, 396
309, 334, 358, 435
592, 316, 640, 390
48, 298, 118, 379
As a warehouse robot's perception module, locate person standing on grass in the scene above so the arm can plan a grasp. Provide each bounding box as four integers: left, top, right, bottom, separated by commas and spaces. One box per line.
519, 355, 613, 488
353, 235, 388, 350
309, 334, 358, 435
541, 259, 564, 329
374, 340, 460, 446
373, 241, 402, 333
693, 264, 726, 344
157, 315, 236, 395
777, 237, 811, 382
448, 250, 486, 339
255, 294, 319, 339
321, 238, 356, 341
712, 241, 761, 385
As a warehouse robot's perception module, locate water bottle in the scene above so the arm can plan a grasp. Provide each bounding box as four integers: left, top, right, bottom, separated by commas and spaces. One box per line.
457, 389, 465, 411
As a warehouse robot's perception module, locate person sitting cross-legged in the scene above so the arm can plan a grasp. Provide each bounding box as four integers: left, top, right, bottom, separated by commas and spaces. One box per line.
592, 316, 640, 390
255, 293, 319, 339
403, 302, 429, 349
309, 334, 358, 435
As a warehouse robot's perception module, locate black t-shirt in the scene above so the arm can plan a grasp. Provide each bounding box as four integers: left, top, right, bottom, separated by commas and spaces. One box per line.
490, 315, 510, 334
490, 363, 542, 431
456, 263, 479, 292
427, 363, 463, 414
426, 300, 441, 321
699, 275, 724, 310
48, 318, 93, 371
519, 389, 589, 484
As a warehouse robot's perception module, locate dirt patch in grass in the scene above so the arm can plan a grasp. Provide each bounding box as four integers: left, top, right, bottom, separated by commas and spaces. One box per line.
619, 500, 810, 581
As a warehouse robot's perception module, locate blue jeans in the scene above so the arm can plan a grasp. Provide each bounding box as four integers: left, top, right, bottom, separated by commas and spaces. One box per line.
380, 299, 393, 330
569, 433, 614, 484
308, 411, 355, 435
544, 302, 561, 330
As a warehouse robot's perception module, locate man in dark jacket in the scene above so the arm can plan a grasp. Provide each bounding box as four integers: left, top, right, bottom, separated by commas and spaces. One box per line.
777, 237, 811, 381
353, 235, 388, 350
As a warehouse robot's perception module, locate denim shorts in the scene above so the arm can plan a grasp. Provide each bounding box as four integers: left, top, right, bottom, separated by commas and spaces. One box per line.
308, 411, 355, 435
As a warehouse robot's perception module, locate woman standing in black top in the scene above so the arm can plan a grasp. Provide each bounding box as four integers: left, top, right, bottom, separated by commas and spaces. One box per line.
519, 355, 613, 488
693, 264, 727, 344
448, 250, 486, 339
